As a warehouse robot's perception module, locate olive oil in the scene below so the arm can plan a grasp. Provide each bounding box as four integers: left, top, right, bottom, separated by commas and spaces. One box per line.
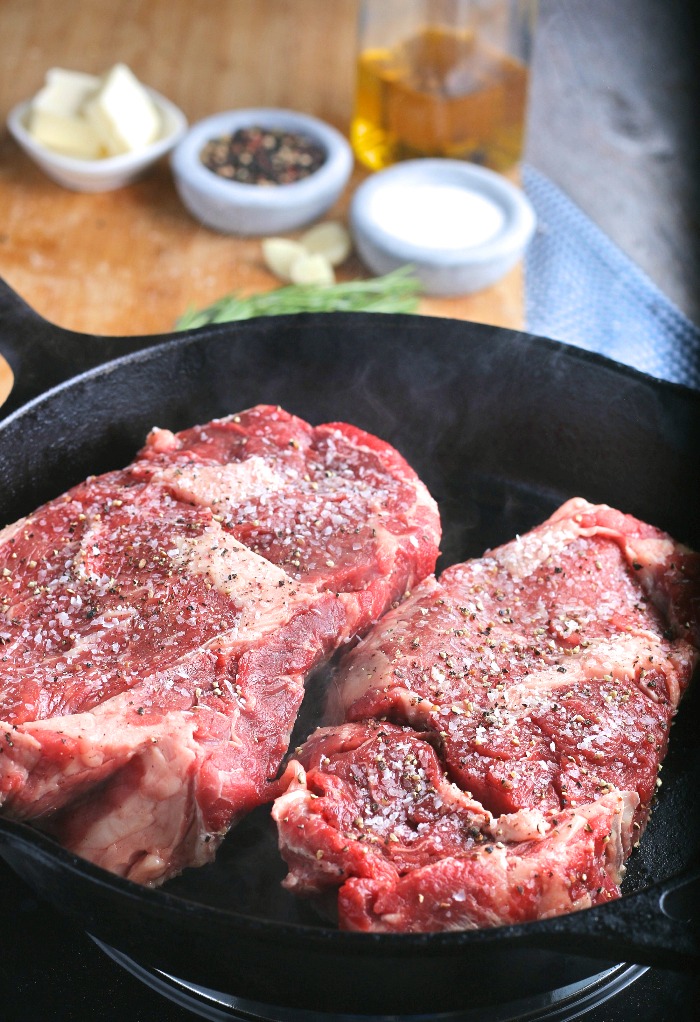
351, 26, 529, 172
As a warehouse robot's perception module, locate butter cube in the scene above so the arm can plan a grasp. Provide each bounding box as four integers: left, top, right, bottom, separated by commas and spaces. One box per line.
85, 63, 161, 156
28, 110, 104, 158
27, 68, 104, 158
33, 68, 100, 112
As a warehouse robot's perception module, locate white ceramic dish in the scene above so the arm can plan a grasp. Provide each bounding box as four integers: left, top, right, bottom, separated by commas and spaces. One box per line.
170, 108, 353, 235
350, 160, 537, 296
6, 89, 188, 193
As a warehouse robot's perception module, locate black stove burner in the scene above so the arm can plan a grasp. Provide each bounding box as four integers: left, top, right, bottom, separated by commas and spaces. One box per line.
93, 938, 647, 1022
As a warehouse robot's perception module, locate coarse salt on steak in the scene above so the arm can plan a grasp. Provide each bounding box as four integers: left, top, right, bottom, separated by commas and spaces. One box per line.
0, 405, 440, 885
273, 498, 699, 931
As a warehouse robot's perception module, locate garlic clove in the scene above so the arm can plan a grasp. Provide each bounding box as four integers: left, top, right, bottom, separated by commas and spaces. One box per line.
262, 237, 308, 281
299, 221, 352, 267
288, 252, 336, 286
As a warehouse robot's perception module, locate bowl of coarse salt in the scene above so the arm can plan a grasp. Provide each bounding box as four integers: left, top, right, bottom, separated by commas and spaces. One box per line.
350, 159, 536, 296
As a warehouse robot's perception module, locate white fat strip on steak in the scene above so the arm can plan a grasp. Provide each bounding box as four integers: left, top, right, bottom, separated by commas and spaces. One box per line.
277, 754, 637, 926
331, 497, 693, 719
273, 494, 700, 931
487, 495, 672, 583
73, 509, 317, 642
488, 788, 637, 871
0, 513, 323, 880
160, 518, 313, 641
152, 444, 430, 596
1, 407, 444, 887
8, 690, 213, 881
376, 790, 637, 932
152, 452, 289, 513
479, 790, 638, 919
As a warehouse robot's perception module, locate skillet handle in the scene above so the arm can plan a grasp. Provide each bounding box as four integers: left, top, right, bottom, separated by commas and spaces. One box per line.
532, 866, 700, 970
0, 276, 172, 419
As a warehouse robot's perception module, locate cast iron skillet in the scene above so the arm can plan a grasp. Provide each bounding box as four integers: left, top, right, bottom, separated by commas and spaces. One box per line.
0, 277, 698, 1016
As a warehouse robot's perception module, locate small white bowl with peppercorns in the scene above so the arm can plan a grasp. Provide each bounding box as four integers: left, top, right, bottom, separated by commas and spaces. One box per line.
171, 108, 353, 235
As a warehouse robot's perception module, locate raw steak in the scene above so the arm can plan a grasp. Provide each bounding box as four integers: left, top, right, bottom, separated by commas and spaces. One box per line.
0, 405, 440, 885
273, 498, 700, 931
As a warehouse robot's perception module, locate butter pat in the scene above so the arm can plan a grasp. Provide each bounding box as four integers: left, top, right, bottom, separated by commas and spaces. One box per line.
27, 68, 103, 158
25, 64, 162, 161
32, 68, 100, 113
85, 63, 161, 156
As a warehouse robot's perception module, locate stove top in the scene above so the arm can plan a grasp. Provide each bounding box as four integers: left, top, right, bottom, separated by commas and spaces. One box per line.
3, 860, 697, 1022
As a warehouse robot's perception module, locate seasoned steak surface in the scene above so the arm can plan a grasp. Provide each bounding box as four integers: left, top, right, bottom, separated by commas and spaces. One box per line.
274, 498, 700, 931
0, 405, 440, 884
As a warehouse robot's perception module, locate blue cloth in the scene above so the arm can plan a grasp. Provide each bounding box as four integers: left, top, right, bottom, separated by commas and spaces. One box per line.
522, 165, 700, 390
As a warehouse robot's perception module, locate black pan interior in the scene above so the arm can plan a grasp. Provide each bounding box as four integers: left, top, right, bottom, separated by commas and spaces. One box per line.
0, 311, 698, 1013
3, 311, 698, 543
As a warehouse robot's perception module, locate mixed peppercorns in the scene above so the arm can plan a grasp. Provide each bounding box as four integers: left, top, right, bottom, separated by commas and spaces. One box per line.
199, 126, 327, 185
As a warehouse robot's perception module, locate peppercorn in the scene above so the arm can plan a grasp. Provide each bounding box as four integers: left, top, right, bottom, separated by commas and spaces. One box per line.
199, 126, 326, 185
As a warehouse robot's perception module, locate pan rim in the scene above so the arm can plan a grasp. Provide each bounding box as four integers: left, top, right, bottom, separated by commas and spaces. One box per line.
0, 311, 697, 964
1, 311, 698, 441
0, 812, 683, 952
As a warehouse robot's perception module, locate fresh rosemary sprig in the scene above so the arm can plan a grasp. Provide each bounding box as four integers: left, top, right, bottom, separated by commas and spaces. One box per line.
174, 266, 420, 330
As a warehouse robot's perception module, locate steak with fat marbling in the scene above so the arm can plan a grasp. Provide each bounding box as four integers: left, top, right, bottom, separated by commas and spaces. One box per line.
273, 498, 700, 931
0, 405, 440, 885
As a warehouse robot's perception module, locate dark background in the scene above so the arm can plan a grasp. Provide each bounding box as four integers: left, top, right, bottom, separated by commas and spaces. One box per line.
2, 0, 699, 1019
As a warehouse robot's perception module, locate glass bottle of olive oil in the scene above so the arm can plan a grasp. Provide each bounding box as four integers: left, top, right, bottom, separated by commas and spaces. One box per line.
351, 0, 536, 172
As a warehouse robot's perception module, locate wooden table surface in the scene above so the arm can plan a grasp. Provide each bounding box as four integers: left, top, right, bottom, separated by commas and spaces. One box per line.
0, 0, 524, 341
1, 0, 697, 345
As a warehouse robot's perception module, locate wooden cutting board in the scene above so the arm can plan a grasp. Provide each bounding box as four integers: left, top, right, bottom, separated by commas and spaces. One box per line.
0, 0, 524, 340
